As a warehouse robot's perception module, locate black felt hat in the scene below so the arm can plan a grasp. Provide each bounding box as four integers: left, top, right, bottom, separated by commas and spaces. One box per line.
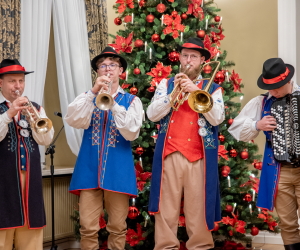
257, 58, 294, 90
0, 59, 33, 75
91, 46, 127, 72
177, 37, 211, 61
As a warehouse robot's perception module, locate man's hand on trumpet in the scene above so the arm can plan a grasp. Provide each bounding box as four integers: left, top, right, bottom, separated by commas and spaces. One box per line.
175, 73, 199, 94
91, 76, 110, 94
7, 96, 29, 119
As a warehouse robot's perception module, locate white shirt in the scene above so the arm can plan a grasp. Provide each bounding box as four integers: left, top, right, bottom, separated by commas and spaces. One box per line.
64, 86, 143, 141
146, 77, 225, 126
0, 92, 54, 145
228, 81, 300, 142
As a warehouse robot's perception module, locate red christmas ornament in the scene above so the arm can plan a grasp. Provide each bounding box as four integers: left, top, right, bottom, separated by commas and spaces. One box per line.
225, 204, 233, 213
221, 169, 229, 177
203, 64, 212, 74
128, 206, 139, 219
130, 86, 138, 95
218, 134, 225, 142
181, 13, 187, 20
254, 161, 263, 170
114, 17, 122, 26
157, 3, 166, 13
146, 14, 155, 23
228, 118, 234, 125
134, 39, 143, 48
135, 146, 144, 155
139, 0, 145, 8
120, 72, 126, 80
251, 226, 259, 236
240, 149, 249, 160
133, 68, 141, 75
215, 15, 221, 22
243, 193, 252, 202
213, 222, 219, 231
124, 15, 132, 23
214, 71, 225, 84
171, 10, 178, 18
221, 69, 225, 74
212, 36, 218, 43
197, 30, 205, 39
222, 166, 230, 173
151, 33, 160, 42
148, 86, 155, 92
229, 149, 237, 157
168, 51, 180, 63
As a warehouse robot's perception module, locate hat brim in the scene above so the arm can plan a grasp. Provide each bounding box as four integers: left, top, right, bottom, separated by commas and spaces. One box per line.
177, 44, 211, 61
91, 53, 127, 72
0, 71, 34, 75
257, 64, 294, 90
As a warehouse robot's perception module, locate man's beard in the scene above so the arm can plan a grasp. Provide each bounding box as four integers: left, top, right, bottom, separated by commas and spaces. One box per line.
180, 65, 200, 79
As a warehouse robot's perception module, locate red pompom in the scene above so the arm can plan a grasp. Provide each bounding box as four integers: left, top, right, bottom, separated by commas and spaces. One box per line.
130, 86, 138, 95
157, 3, 166, 13
181, 13, 187, 20
134, 39, 143, 48
146, 14, 155, 23
251, 226, 259, 236
229, 149, 237, 157
169, 51, 180, 62
128, 206, 139, 219
197, 30, 205, 39
133, 68, 141, 75
151, 33, 160, 42
114, 17, 122, 26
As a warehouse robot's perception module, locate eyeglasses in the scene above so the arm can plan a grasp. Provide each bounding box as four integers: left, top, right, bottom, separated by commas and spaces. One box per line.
98, 64, 120, 71
181, 54, 200, 61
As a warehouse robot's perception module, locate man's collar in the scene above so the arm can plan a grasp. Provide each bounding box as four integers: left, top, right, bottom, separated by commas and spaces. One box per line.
0, 92, 10, 104
112, 86, 125, 98
267, 81, 300, 100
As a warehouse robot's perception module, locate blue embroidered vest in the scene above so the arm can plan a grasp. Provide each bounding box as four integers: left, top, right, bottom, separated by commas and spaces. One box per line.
69, 92, 138, 197
0, 101, 46, 229
256, 96, 281, 211
148, 77, 222, 230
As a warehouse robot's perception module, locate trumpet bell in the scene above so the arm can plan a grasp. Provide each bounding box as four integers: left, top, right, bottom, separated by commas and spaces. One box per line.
95, 93, 114, 111
34, 118, 53, 134
188, 90, 213, 113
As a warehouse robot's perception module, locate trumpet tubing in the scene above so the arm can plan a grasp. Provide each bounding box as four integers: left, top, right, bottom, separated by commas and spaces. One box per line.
95, 73, 114, 110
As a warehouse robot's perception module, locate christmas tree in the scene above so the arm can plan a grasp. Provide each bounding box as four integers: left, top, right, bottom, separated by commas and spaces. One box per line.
71, 0, 279, 249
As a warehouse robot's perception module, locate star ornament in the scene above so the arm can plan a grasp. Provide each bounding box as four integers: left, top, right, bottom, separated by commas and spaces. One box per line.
108, 32, 133, 54
115, 0, 134, 14
186, 0, 204, 20
230, 70, 242, 92
163, 15, 185, 39
147, 62, 172, 86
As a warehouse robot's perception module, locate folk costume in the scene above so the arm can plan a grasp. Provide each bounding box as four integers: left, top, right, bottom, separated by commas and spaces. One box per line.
65, 47, 143, 250
147, 38, 225, 250
228, 58, 300, 250
0, 59, 54, 250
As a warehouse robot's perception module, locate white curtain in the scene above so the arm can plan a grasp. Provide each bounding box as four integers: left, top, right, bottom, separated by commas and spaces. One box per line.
20, 0, 53, 165
52, 0, 93, 156
278, 0, 297, 82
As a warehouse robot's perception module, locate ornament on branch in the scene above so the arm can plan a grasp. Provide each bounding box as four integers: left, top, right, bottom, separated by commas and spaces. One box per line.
157, 3, 166, 13
228, 118, 233, 125
197, 30, 205, 39
168, 51, 180, 63
130, 86, 138, 95
214, 71, 225, 84
114, 17, 122, 25
133, 68, 141, 75
171, 10, 178, 18
243, 193, 252, 203
225, 204, 233, 213
218, 134, 225, 142
212, 36, 218, 43
240, 149, 249, 160
134, 39, 143, 48
222, 165, 230, 174
151, 33, 160, 42
120, 72, 126, 80
251, 226, 259, 236
128, 205, 139, 219
139, 0, 145, 8
229, 149, 237, 158
181, 13, 187, 20
203, 64, 212, 74
254, 161, 263, 170
221, 169, 229, 177
124, 15, 132, 23
135, 145, 144, 155
146, 14, 155, 23
148, 86, 155, 92
215, 15, 221, 22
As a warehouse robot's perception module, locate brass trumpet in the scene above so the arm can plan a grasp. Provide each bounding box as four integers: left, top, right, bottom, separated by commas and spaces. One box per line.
95, 73, 114, 110
15, 90, 53, 134
188, 61, 220, 113
169, 64, 191, 111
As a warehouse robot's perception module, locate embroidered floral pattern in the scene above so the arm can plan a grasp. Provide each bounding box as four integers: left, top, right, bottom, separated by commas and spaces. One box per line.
92, 108, 102, 146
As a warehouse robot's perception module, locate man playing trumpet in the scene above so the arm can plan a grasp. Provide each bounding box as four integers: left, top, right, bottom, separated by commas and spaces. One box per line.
147, 38, 225, 250
0, 59, 54, 250
65, 47, 143, 250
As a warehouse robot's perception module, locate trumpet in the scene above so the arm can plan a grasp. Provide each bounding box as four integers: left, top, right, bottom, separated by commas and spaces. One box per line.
95, 73, 114, 110
188, 61, 220, 113
15, 90, 53, 134
169, 64, 191, 111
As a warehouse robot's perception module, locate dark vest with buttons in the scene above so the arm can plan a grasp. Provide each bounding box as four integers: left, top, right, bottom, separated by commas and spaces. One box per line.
0, 101, 46, 229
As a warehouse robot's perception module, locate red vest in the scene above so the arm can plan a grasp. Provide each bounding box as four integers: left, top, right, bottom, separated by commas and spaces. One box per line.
164, 99, 203, 162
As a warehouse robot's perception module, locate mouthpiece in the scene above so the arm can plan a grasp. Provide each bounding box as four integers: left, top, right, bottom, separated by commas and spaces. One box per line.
15, 90, 20, 96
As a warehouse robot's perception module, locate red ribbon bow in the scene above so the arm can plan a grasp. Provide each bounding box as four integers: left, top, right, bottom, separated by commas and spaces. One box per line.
263, 67, 290, 84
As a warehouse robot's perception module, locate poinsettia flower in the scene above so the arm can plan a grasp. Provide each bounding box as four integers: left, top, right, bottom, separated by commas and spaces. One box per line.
222, 212, 246, 235
179, 215, 186, 227
218, 145, 229, 161
135, 162, 151, 191
221, 216, 231, 225
115, 0, 134, 14
168, 0, 174, 2
147, 62, 172, 87
121, 83, 130, 89
230, 70, 242, 93
203, 35, 221, 61
240, 176, 260, 193
163, 15, 185, 39
126, 223, 146, 246
186, 0, 204, 19
257, 210, 278, 231
109, 32, 133, 54
99, 213, 106, 229
211, 24, 225, 41
229, 230, 233, 236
